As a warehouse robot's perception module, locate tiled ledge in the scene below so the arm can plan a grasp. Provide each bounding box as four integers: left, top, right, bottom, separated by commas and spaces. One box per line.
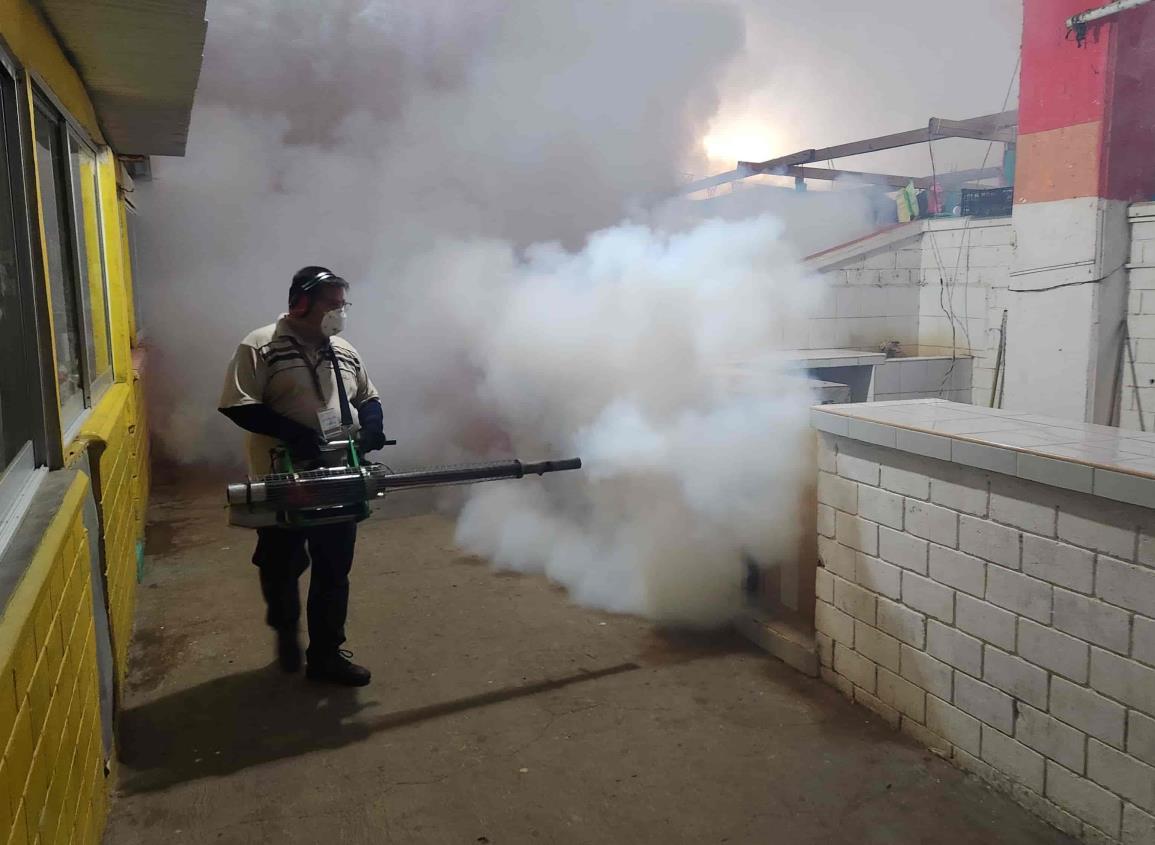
782, 348, 887, 369
812, 399, 1155, 509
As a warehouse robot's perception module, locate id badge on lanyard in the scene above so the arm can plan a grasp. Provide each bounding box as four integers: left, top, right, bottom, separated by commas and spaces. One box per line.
317, 407, 343, 442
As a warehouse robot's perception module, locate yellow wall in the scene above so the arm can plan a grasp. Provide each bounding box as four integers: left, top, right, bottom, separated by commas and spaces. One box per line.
0, 475, 108, 845
0, 5, 151, 844
74, 383, 148, 676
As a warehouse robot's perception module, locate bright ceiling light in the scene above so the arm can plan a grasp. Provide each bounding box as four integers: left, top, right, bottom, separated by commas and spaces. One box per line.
701, 120, 778, 165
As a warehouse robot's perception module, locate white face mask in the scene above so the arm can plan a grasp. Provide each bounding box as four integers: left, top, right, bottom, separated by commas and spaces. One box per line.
320, 306, 347, 337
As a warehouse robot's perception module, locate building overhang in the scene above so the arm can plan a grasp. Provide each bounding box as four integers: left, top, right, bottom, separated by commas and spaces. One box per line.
33, 0, 207, 156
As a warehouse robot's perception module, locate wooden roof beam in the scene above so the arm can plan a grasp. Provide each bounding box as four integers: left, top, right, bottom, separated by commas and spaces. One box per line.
781, 165, 1003, 189
677, 110, 1017, 196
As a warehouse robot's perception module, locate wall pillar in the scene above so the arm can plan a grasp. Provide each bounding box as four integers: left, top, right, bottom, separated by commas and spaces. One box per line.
1003, 0, 1155, 423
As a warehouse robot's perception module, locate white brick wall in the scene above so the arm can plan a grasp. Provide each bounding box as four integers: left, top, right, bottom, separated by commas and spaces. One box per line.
984, 646, 1049, 709
1051, 677, 1126, 749
809, 218, 1013, 403
1023, 535, 1095, 593
1129, 711, 1155, 767
955, 594, 1017, 650
987, 567, 1054, 624
815, 431, 1155, 845
1123, 207, 1155, 433
1124, 804, 1155, 845
929, 544, 987, 597
1053, 591, 1131, 655
905, 499, 959, 546
927, 620, 982, 676
1019, 619, 1089, 682
956, 673, 1015, 732
1047, 762, 1123, 839
879, 526, 928, 574
902, 571, 955, 622
1018, 705, 1086, 772
855, 619, 900, 671
856, 554, 901, 599
877, 597, 926, 648
960, 514, 1021, 569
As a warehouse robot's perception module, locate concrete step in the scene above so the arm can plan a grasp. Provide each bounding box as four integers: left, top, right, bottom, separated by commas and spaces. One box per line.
735, 611, 819, 677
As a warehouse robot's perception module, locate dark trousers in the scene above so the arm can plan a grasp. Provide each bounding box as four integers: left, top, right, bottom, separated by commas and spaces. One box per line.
252, 523, 358, 659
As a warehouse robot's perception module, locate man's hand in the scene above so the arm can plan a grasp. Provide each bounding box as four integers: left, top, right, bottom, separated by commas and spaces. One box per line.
287, 431, 325, 463
355, 398, 388, 455
356, 429, 388, 455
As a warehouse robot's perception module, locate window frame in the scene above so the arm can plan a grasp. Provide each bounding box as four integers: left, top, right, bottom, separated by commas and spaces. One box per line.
30, 79, 116, 443
32, 96, 88, 434
65, 128, 115, 400
0, 40, 59, 550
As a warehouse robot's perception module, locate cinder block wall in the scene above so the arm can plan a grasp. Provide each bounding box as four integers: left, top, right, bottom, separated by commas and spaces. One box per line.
815, 433, 1155, 845
807, 218, 1013, 406
804, 233, 922, 352
0, 476, 109, 844
1123, 203, 1155, 433
0, 309, 149, 845
81, 380, 150, 677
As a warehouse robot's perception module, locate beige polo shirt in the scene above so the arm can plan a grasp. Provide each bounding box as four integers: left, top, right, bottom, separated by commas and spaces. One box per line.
220, 315, 379, 475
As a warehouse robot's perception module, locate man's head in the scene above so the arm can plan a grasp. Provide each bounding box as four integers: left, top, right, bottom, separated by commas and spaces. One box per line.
288, 266, 349, 336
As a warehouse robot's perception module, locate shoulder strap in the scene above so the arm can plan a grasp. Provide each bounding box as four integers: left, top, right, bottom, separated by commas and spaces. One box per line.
327, 343, 355, 427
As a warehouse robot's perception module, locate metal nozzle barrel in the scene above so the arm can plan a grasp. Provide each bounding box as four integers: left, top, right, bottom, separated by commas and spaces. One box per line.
226, 456, 583, 512
520, 458, 582, 475
367, 457, 582, 493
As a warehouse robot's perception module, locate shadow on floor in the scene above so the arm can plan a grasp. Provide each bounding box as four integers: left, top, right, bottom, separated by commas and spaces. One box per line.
116, 660, 641, 796
115, 629, 759, 797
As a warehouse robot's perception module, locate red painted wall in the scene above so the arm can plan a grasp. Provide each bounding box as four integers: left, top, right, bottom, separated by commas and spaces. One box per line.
1018, 0, 1155, 202
1102, 7, 1155, 201
1018, 0, 1113, 135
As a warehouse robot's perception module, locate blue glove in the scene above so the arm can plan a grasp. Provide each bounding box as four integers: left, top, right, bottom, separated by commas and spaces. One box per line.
356, 399, 388, 454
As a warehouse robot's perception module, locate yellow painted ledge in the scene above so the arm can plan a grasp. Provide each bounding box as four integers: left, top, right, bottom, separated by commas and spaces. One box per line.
63, 383, 132, 467
0, 473, 89, 659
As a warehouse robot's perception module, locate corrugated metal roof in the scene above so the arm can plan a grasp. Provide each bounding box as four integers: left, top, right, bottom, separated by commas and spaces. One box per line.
33, 0, 207, 156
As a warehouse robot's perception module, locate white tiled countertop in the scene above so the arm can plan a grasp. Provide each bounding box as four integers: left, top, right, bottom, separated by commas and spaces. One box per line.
812, 399, 1155, 509
781, 348, 888, 369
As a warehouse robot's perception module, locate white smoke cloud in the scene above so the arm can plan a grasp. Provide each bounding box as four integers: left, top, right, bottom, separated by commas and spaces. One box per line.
444, 216, 819, 625
138, 1, 1019, 625
699, 0, 1023, 179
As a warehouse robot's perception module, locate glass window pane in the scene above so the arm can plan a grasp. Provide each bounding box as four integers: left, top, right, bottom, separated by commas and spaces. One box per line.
34, 108, 84, 427
0, 78, 32, 473
68, 135, 112, 386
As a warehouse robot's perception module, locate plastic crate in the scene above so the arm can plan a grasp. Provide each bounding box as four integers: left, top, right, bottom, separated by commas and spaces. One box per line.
960, 186, 1013, 218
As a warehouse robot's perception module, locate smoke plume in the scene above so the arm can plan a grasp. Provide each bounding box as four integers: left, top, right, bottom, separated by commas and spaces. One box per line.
138, 1, 1020, 625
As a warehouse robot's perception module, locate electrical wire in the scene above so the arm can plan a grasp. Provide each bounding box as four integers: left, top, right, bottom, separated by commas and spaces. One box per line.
926, 139, 966, 398
1007, 265, 1125, 293
925, 53, 1021, 401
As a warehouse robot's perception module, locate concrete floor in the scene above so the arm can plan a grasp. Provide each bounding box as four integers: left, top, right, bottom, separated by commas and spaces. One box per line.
103, 475, 1076, 845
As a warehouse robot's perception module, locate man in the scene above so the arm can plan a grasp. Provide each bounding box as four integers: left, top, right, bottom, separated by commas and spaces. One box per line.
219, 266, 387, 686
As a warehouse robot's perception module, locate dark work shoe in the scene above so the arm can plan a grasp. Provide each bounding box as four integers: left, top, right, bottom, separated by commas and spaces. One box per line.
306, 649, 371, 687
276, 629, 302, 673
